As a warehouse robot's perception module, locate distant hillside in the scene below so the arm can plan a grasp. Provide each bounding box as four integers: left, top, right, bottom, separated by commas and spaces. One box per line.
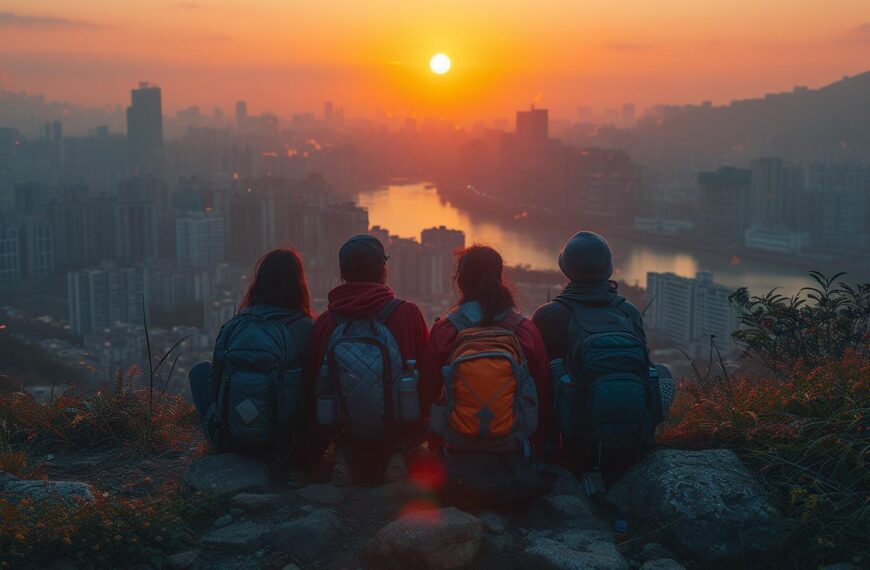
609, 71, 870, 166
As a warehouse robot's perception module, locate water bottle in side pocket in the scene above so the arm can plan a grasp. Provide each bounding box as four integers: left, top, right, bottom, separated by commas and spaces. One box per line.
551, 358, 576, 436
316, 362, 338, 426
397, 359, 421, 423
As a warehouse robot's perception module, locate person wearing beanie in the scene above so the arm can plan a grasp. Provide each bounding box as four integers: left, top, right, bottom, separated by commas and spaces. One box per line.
307, 234, 429, 485
532, 231, 674, 476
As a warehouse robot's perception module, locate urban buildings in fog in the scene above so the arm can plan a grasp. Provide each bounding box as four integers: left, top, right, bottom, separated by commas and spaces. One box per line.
646, 271, 740, 356
67, 264, 146, 336
126, 82, 164, 175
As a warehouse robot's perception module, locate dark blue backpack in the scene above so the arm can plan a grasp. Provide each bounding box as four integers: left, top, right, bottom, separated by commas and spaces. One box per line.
555, 296, 662, 464
206, 306, 307, 450
320, 299, 405, 440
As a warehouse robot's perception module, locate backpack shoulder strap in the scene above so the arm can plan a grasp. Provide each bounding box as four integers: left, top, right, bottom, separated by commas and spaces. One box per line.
497, 311, 524, 332
374, 298, 403, 324
446, 310, 473, 333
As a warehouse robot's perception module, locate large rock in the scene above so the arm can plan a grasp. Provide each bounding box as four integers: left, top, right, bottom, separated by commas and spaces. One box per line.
2, 479, 94, 505
521, 530, 629, 570
272, 509, 342, 563
230, 492, 286, 513
367, 507, 482, 569
640, 560, 685, 570
613, 449, 784, 562
295, 483, 345, 505
183, 453, 272, 497
201, 521, 273, 551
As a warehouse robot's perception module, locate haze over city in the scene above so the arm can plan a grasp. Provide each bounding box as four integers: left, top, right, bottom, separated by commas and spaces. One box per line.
1, 1, 869, 120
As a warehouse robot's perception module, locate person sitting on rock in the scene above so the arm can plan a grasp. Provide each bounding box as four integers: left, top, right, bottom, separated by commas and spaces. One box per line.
532, 231, 676, 484
420, 245, 553, 507
308, 234, 429, 486
189, 248, 317, 463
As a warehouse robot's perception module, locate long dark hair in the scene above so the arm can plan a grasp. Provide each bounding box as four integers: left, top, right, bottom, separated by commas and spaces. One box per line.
240, 248, 313, 317
454, 245, 516, 324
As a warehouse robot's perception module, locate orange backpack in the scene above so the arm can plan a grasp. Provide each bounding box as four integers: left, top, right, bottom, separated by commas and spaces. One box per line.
429, 309, 539, 454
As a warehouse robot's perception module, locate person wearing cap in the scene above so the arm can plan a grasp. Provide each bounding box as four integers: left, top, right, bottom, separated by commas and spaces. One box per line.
307, 234, 429, 484
532, 231, 674, 474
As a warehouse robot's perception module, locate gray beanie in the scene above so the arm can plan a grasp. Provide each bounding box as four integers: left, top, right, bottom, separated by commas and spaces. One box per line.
558, 231, 613, 282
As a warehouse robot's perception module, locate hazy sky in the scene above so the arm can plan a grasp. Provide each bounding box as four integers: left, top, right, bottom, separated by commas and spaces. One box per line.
1, 1, 868, 121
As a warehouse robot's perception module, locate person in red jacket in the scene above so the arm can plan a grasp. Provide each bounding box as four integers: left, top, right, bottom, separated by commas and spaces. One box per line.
419, 245, 553, 507
308, 234, 429, 485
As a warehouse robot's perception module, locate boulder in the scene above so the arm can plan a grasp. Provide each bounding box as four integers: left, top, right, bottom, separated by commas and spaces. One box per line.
636, 543, 678, 564
521, 529, 629, 570
295, 483, 345, 505
272, 509, 342, 563
183, 453, 272, 497
538, 464, 585, 496
0, 471, 19, 488
367, 507, 482, 569
213, 514, 234, 528
2, 479, 94, 505
640, 561, 685, 570
201, 521, 273, 551
613, 449, 784, 562
230, 492, 286, 513
166, 549, 200, 569
543, 495, 595, 520
478, 511, 509, 534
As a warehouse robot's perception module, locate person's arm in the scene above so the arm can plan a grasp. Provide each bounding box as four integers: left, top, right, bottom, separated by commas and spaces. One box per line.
520, 318, 554, 452
418, 319, 453, 420
207, 324, 230, 402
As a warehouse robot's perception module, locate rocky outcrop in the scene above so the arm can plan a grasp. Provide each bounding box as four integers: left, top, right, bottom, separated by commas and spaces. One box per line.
609, 448, 784, 562
2, 478, 95, 505
521, 529, 629, 570
272, 508, 342, 563
182, 453, 272, 497
367, 507, 482, 569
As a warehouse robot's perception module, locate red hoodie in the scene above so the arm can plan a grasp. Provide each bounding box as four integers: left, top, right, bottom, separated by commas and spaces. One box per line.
419, 313, 553, 451
307, 282, 430, 397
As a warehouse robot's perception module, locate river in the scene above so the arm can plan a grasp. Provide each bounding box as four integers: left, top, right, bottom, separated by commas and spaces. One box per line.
355, 182, 838, 295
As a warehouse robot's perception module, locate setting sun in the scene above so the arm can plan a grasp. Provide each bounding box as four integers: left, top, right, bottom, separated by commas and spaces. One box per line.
429, 53, 452, 75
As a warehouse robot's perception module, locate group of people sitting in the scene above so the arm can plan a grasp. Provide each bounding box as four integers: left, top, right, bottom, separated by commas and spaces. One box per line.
188, 230, 675, 506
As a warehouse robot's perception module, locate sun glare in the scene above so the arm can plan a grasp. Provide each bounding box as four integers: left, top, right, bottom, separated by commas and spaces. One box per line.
429, 53, 451, 75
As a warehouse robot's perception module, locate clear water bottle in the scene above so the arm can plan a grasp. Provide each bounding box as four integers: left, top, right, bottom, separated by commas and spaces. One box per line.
551, 358, 575, 436
316, 362, 338, 425
397, 359, 421, 423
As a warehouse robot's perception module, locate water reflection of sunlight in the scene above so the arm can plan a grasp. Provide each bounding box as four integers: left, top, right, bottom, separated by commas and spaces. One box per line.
357, 182, 818, 294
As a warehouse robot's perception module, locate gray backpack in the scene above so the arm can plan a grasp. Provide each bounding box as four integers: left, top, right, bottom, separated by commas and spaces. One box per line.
207, 307, 306, 450
322, 299, 404, 440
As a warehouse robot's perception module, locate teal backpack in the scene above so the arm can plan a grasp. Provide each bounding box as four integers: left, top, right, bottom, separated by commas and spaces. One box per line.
206, 306, 307, 450
554, 296, 663, 465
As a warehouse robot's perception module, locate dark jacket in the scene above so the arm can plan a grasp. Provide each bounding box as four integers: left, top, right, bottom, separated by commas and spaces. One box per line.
532, 280, 647, 362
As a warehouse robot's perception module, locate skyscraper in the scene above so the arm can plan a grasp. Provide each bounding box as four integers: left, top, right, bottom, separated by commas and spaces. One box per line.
516, 106, 548, 144
126, 82, 164, 174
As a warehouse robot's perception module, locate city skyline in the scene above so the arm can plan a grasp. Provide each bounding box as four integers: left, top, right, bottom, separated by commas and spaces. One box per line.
0, 1, 868, 121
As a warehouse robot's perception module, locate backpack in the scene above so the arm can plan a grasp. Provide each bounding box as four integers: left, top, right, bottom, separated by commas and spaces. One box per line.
429, 310, 539, 455
556, 296, 662, 465
322, 298, 405, 440
207, 307, 306, 450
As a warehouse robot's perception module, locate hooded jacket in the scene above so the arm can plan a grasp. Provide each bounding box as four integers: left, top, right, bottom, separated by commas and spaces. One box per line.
419, 301, 553, 450
531, 280, 647, 362
306, 281, 429, 407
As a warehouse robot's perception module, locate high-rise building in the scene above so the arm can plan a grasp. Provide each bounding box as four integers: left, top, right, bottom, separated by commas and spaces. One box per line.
516, 106, 549, 144
421, 226, 465, 251
697, 167, 751, 244
572, 148, 640, 224
176, 212, 225, 268
0, 213, 54, 280
646, 271, 739, 355
806, 163, 870, 251
126, 82, 164, 174
67, 264, 147, 336
324, 101, 334, 122
235, 101, 248, 131
0, 225, 20, 282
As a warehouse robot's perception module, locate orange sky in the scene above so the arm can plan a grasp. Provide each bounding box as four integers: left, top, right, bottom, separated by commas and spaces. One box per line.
1, 1, 868, 121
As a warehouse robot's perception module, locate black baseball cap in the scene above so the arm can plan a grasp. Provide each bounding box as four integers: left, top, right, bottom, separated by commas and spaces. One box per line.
338, 234, 389, 270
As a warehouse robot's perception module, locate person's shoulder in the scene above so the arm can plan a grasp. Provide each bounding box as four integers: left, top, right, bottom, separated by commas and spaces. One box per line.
393, 299, 426, 321
532, 299, 570, 323
614, 296, 643, 318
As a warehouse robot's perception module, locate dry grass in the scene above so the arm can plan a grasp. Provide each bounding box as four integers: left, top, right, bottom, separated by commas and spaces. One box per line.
661, 351, 869, 567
